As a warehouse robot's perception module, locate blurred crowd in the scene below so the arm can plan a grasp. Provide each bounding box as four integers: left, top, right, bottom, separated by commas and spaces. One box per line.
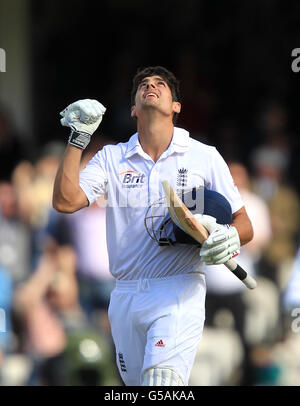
1, 92, 300, 387
0, 113, 120, 385
190, 100, 300, 386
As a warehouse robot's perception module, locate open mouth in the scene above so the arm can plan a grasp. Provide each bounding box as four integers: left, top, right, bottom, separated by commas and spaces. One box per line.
145, 92, 158, 99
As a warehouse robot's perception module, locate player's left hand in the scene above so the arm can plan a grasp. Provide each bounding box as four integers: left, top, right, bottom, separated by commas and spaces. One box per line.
194, 214, 240, 265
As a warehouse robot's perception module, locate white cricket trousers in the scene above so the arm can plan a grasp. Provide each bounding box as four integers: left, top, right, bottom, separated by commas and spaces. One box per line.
108, 273, 206, 386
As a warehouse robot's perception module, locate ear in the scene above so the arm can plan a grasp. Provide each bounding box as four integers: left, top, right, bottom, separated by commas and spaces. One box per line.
131, 105, 136, 118
173, 102, 181, 114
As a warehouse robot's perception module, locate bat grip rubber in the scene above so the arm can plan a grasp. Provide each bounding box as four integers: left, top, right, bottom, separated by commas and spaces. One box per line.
225, 259, 257, 290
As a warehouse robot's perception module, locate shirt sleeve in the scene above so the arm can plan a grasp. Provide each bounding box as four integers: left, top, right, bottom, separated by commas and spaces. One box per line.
79, 149, 108, 205
207, 148, 244, 214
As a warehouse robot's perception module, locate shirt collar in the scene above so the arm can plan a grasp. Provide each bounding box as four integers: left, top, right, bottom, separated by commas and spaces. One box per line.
125, 132, 140, 159
169, 127, 190, 153
125, 127, 190, 159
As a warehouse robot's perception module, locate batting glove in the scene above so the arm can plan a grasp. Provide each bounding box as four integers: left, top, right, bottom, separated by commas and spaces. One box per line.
194, 214, 240, 265
60, 99, 106, 149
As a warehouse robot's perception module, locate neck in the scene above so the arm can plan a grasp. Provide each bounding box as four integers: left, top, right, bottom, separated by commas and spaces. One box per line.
137, 115, 174, 162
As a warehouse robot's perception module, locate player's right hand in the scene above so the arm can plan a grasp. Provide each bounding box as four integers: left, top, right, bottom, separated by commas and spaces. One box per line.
60, 99, 106, 135
60, 99, 106, 149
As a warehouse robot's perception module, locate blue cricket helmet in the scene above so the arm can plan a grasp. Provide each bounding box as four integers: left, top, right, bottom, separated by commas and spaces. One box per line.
173, 188, 233, 245
145, 187, 233, 246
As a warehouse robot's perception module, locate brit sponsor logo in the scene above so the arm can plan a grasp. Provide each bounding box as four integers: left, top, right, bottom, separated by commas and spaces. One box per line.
119, 170, 146, 188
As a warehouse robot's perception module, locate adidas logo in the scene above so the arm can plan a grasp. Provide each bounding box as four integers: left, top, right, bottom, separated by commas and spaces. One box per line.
118, 352, 127, 372
155, 339, 165, 347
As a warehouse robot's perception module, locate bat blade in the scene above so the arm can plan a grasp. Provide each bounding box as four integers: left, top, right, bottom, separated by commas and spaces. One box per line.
161, 180, 257, 290
161, 180, 209, 244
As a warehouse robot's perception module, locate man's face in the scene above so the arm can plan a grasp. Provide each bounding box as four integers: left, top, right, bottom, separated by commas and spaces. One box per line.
131, 75, 181, 120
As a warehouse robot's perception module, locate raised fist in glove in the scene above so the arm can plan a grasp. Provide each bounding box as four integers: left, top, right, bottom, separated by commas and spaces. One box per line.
194, 214, 240, 265
60, 99, 106, 149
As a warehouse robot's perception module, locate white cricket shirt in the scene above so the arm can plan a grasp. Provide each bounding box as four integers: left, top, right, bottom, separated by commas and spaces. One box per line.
79, 127, 244, 280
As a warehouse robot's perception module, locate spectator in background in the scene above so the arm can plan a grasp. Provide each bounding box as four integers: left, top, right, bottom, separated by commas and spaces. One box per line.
5, 133, 118, 384
244, 246, 300, 386
11, 142, 65, 268
13, 243, 119, 385
203, 162, 273, 385
205, 161, 272, 312
251, 135, 300, 289
243, 100, 293, 171
249, 100, 300, 284
45, 201, 114, 327
13, 248, 68, 382
44, 138, 115, 328
0, 182, 31, 286
0, 265, 13, 364
228, 162, 273, 265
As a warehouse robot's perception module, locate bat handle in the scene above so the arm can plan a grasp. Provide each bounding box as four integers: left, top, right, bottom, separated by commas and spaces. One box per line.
225, 259, 257, 290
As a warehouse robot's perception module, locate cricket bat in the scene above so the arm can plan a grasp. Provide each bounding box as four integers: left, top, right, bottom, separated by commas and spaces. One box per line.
161, 180, 257, 290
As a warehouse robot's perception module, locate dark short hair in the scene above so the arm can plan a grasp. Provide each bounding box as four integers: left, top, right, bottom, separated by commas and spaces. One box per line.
131, 66, 181, 123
